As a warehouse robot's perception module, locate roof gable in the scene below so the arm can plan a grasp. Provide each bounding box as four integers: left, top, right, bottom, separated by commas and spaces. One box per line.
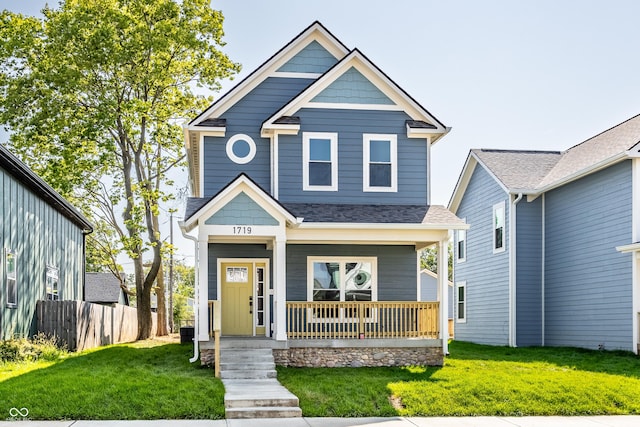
276, 40, 339, 74
183, 173, 299, 232
311, 67, 394, 105
205, 191, 279, 226
262, 49, 449, 141
188, 22, 349, 127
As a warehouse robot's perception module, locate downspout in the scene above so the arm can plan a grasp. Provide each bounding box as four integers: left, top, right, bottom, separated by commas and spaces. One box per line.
180, 223, 200, 363
509, 193, 523, 347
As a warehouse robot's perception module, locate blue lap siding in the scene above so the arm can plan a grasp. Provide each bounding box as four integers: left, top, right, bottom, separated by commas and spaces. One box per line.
515, 197, 543, 346
278, 108, 427, 205
544, 160, 633, 351
454, 164, 510, 345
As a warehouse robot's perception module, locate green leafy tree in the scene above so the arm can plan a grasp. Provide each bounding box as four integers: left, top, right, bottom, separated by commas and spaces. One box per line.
0, 0, 239, 338
420, 243, 454, 282
172, 262, 195, 328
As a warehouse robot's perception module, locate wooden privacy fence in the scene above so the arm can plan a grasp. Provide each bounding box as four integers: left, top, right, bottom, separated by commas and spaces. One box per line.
286, 301, 439, 340
37, 300, 157, 351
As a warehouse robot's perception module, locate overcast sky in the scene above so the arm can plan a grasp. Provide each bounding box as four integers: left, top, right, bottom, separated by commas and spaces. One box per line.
3, 0, 640, 265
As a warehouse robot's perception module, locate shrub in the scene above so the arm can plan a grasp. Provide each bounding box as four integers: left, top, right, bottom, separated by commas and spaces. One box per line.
0, 333, 67, 363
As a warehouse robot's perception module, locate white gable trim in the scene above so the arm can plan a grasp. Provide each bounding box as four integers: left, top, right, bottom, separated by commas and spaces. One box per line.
271, 71, 322, 79
190, 23, 349, 126
261, 49, 448, 137
448, 153, 477, 213
184, 175, 300, 232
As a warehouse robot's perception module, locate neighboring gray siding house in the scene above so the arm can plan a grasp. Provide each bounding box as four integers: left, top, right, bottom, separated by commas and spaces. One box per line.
1, 144, 92, 340
181, 22, 465, 366
85, 272, 129, 306
449, 114, 640, 353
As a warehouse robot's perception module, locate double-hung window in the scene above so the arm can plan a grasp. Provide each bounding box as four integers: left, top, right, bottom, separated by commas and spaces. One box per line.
363, 134, 397, 192
493, 201, 505, 253
303, 132, 338, 191
456, 226, 466, 262
46, 265, 59, 301
5, 249, 16, 308
456, 282, 466, 322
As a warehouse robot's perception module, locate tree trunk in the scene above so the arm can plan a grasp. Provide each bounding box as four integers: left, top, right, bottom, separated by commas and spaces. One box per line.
156, 262, 168, 336
134, 256, 154, 339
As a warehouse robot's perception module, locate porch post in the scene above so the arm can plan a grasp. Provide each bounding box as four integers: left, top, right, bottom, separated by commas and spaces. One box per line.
274, 237, 287, 341
438, 238, 449, 355
198, 236, 209, 341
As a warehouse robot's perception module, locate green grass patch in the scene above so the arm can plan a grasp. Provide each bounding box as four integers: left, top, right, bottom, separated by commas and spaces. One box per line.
277, 341, 640, 417
0, 340, 224, 420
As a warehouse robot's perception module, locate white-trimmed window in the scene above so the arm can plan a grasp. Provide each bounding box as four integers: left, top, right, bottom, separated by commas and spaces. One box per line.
456, 226, 466, 262
363, 134, 397, 192
307, 257, 377, 303
456, 281, 466, 323
303, 132, 338, 191
493, 201, 505, 253
5, 249, 17, 308
46, 265, 59, 301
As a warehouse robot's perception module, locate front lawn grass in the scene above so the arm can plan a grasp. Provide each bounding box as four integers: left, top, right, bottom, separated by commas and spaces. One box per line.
0, 340, 224, 420
277, 341, 640, 417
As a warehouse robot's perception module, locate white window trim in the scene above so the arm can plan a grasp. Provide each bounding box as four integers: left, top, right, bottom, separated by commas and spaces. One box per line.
306, 256, 378, 302
363, 133, 398, 192
456, 221, 466, 263
226, 133, 256, 164
456, 281, 466, 323
5, 248, 17, 308
46, 265, 60, 301
493, 201, 506, 254
306, 256, 378, 323
303, 132, 338, 191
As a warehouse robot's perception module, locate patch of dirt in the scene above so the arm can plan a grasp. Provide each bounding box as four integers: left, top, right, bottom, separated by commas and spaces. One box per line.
389, 395, 405, 410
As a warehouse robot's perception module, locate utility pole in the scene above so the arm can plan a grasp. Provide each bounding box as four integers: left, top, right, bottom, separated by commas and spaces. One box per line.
169, 211, 174, 333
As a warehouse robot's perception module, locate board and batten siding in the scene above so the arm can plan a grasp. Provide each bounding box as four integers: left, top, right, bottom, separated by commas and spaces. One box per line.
278, 108, 427, 205
285, 244, 418, 301
1, 168, 85, 340
454, 164, 510, 345
515, 197, 543, 346
202, 77, 315, 196
544, 160, 633, 351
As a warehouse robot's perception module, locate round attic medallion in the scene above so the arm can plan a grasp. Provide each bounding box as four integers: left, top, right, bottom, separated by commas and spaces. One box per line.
226, 134, 256, 164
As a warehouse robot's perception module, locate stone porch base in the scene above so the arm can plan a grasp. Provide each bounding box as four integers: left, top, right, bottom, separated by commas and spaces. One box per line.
201, 338, 444, 368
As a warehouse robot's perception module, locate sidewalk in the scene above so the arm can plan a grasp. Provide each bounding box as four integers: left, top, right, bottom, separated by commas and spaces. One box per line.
2, 416, 640, 427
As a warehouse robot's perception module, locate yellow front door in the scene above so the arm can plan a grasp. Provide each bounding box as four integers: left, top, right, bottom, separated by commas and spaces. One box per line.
221, 263, 253, 335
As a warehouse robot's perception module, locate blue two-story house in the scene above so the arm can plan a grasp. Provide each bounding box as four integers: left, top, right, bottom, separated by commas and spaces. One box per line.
450, 113, 640, 354
181, 22, 465, 367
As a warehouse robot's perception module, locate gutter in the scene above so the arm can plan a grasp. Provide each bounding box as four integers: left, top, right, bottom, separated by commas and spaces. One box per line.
179, 221, 200, 363
509, 193, 523, 347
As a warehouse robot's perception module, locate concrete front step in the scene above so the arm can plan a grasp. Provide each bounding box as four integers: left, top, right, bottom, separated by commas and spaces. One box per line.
219, 361, 276, 371
225, 406, 303, 419
220, 369, 277, 379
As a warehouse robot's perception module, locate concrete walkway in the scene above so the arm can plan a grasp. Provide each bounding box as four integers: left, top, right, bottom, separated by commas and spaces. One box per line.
2, 416, 640, 426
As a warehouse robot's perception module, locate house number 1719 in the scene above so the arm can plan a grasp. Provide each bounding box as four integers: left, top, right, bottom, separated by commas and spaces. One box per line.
233, 226, 252, 235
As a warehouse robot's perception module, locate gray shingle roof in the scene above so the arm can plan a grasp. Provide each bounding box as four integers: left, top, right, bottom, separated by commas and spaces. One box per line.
537, 114, 640, 188
472, 149, 562, 190
85, 272, 125, 304
472, 114, 640, 192
186, 197, 462, 225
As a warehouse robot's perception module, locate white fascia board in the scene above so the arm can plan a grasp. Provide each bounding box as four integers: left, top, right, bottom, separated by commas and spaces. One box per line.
448, 154, 477, 213
287, 226, 450, 245
616, 243, 640, 253
406, 124, 448, 139
295, 222, 468, 230
191, 24, 349, 126
535, 152, 629, 194
185, 126, 226, 137
260, 124, 300, 137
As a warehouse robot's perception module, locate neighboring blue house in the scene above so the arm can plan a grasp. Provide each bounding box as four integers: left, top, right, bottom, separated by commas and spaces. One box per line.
181, 22, 465, 366
449, 114, 640, 353
1, 143, 92, 340
420, 269, 454, 336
